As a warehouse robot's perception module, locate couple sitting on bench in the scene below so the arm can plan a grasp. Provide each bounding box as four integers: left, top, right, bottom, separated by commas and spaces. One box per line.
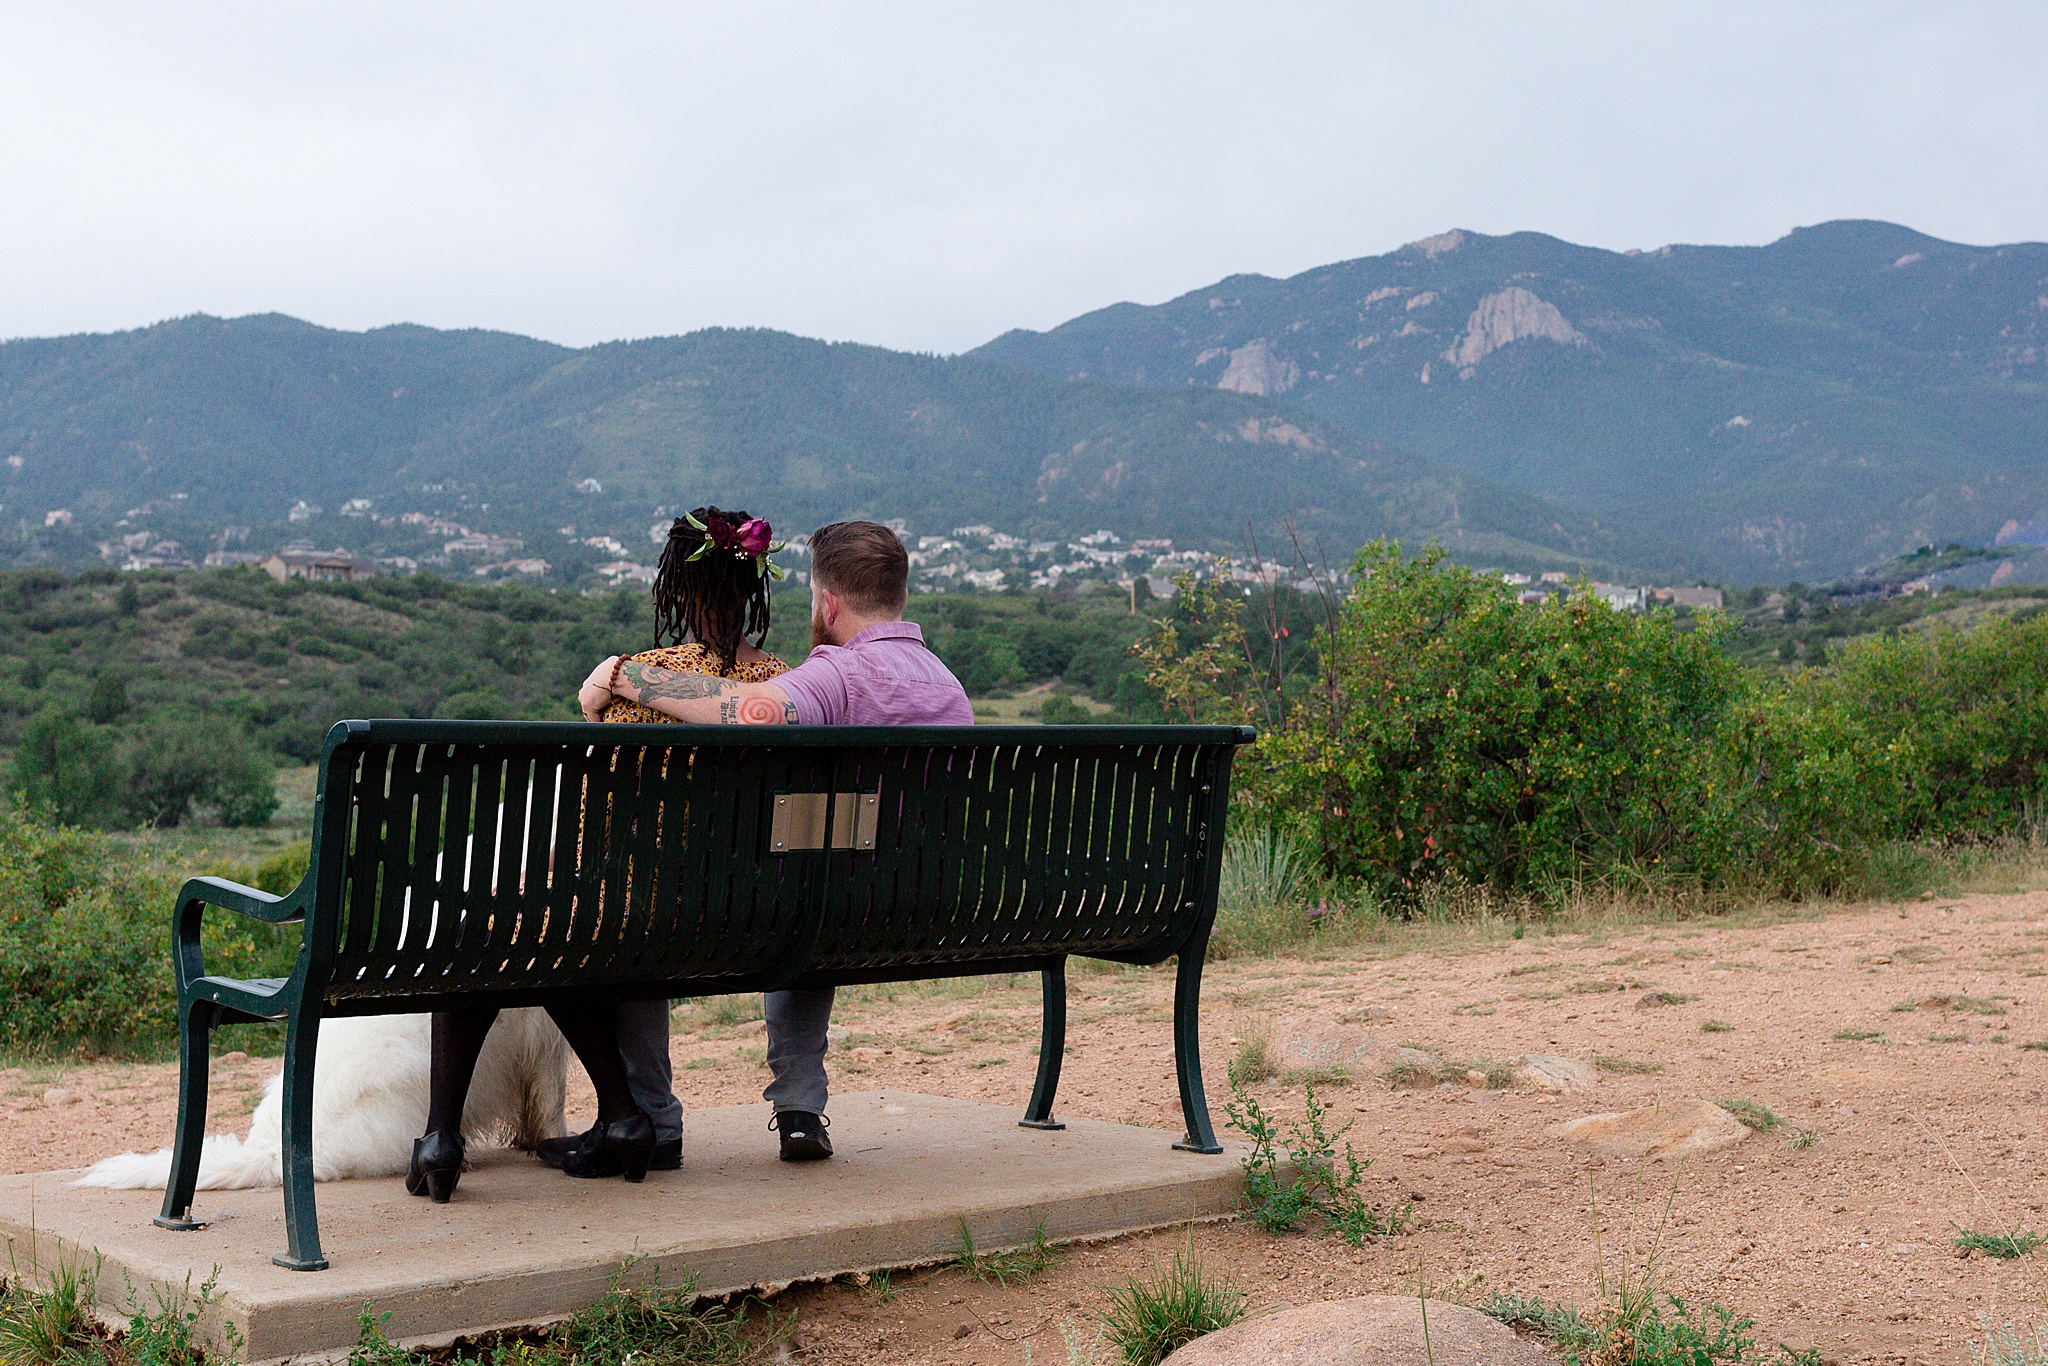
407, 514, 972, 1202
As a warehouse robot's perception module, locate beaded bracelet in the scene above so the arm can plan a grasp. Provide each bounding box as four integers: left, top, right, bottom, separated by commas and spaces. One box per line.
607, 656, 627, 697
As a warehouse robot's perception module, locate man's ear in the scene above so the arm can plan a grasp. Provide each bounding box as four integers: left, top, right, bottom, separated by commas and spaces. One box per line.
816, 585, 841, 625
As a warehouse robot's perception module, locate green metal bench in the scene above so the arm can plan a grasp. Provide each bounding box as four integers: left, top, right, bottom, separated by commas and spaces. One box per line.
154, 719, 1254, 1271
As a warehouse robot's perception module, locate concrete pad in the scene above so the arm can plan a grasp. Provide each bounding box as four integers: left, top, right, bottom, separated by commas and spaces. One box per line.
0, 1091, 1245, 1362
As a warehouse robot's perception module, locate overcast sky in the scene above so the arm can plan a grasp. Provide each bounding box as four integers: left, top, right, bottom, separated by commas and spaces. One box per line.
2, 2, 2044, 354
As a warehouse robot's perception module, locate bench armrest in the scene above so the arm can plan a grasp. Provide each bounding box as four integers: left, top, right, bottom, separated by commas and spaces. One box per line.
179, 875, 306, 924
169, 876, 308, 998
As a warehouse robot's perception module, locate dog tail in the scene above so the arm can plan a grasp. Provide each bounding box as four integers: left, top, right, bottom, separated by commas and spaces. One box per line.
74, 1134, 280, 1191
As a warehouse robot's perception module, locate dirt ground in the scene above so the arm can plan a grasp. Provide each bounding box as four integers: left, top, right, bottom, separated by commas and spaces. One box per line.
13, 890, 2048, 1365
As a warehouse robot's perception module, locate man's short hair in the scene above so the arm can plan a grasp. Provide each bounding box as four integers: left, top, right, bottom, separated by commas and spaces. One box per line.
809, 520, 908, 614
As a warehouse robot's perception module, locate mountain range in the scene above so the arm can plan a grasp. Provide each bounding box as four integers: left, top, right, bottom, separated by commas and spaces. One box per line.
0, 314, 1683, 579
979, 220, 2048, 579
3, 218, 2042, 583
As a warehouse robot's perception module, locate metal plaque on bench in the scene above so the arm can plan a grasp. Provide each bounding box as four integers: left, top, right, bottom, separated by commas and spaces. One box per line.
769, 790, 880, 852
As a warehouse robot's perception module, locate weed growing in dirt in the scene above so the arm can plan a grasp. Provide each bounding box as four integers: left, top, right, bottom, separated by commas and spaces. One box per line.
1953, 1226, 2046, 1260
1594, 1057, 1664, 1075
1782, 1126, 1821, 1151
0, 1253, 97, 1366
1481, 1291, 1821, 1366
1276, 1063, 1352, 1088
949, 1218, 1057, 1285
342, 1263, 775, 1365
1833, 1027, 1884, 1041
1223, 1079, 1412, 1245
1482, 1177, 1820, 1365
1715, 1099, 1781, 1131
0, 1256, 243, 1366
1094, 1248, 1246, 1366
2020, 1041, 2048, 1052
1225, 1029, 1278, 1086
1975, 1319, 2048, 1365
1700, 1019, 1734, 1033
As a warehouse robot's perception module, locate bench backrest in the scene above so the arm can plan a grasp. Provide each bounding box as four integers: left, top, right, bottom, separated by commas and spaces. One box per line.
302, 720, 1251, 1010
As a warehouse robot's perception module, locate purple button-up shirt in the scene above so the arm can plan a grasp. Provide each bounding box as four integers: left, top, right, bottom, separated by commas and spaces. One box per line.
773, 621, 974, 727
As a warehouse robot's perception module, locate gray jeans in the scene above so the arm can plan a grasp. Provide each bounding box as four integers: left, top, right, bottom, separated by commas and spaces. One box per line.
763, 985, 835, 1115
615, 998, 684, 1142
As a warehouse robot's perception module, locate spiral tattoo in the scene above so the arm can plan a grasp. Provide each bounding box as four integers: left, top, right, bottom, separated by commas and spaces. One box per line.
721, 694, 789, 725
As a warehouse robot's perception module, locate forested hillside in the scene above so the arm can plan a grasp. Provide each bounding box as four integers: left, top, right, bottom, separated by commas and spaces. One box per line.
978, 220, 2048, 580
0, 317, 1681, 581
0, 566, 1163, 827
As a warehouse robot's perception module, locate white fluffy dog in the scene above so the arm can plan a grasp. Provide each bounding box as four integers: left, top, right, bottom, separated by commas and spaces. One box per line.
77, 1009, 568, 1190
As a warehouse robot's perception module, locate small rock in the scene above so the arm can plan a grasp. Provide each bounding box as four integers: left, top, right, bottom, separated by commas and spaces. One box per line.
1462, 1069, 1488, 1086
1554, 1097, 1751, 1161
954, 1323, 974, 1339
43, 1088, 72, 1104
847, 1046, 885, 1060
216, 1051, 249, 1065
825, 1024, 850, 1043
1160, 1295, 1550, 1365
1511, 1054, 1598, 1094
738, 1019, 767, 1035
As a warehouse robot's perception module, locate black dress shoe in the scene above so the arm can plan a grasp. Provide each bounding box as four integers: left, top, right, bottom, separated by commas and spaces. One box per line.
560, 1112, 657, 1181
537, 1127, 681, 1172
406, 1130, 464, 1203
773, 1110, 832, 1162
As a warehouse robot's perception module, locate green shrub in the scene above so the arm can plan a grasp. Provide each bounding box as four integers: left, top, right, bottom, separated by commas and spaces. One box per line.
123, 710, 277, 829
4, 708, 126, 828
0, 805, 292, 1055
255, 843, 311, 896
1038, 694, 1091, 724
1825, 615, 2048, 838
1245, 543, 1741, 894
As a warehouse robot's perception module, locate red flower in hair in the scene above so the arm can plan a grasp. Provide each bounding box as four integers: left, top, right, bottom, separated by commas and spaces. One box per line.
735, 518, 773, 556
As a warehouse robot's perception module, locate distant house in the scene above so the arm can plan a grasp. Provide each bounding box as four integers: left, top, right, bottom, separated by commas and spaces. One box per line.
599, 560, 656, 585
573, 478, 604, 495
1654, 586, 1725, 610
261, 548, 376, 582
1591, 583, 1646, 611
43, 509, 73, 527
474, 558, 550, 578
202, 550, 268, 569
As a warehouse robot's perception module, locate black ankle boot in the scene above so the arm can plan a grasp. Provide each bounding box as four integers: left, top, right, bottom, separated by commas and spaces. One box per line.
560, 1112, 656, 1182
407, 1130, 464, 1203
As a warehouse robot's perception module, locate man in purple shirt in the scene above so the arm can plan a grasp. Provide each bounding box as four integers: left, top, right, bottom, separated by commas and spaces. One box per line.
577, 520, 971, 1162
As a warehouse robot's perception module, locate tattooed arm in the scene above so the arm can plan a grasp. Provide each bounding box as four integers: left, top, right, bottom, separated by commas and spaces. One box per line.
579, 656, 798, 726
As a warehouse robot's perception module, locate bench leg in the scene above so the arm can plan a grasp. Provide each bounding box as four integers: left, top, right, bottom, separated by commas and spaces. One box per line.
1171, 928, 1223, 1154
272, 1011, 329, 1271
1019, 961, 1066, 1130
153, 999, 215, 1231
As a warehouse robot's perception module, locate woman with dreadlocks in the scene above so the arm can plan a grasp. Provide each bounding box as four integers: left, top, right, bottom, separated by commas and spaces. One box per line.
593, 506, 789, 720
407, 507, 790, 1201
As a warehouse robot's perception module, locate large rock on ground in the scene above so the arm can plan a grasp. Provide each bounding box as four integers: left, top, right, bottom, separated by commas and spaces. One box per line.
1161, 1296, 1550, 1365
1554, 1097, 1750, 1161
1510, 1054, 1598, 1094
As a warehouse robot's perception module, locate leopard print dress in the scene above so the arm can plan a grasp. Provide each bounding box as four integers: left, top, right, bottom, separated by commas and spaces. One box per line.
601, 642, 788, 722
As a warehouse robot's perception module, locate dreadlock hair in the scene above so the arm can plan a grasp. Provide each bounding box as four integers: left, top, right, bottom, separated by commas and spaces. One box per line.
651, 505, 774, 665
